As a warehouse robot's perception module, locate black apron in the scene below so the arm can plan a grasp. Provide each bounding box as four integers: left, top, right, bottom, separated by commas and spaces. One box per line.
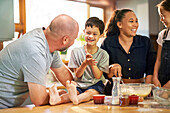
158, 29, 170, 86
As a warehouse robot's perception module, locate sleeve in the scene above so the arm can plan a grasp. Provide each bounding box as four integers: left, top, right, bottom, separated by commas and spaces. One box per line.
21, 53, 47, 86
98, 50, 109, 73
146, 38, 156, 76
68, 49, 79, 69
100, 38, 108, 51
51, 51, 64, 68
157, 29, 166, 46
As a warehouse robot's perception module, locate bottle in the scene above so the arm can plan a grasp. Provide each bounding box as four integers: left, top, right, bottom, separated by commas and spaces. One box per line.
112, 77, 121, 105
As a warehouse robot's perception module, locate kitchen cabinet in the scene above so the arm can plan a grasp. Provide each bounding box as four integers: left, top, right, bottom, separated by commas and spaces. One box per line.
0, 0, 14, 41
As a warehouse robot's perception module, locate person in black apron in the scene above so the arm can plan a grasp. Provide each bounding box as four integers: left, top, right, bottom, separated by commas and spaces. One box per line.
158, 29, 170, 87
153, 0, 170, 89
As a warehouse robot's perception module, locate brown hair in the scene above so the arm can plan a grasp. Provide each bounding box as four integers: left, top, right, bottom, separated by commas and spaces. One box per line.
157, 0, 170, 12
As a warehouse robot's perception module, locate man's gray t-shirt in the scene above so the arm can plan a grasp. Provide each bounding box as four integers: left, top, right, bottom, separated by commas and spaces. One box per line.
0, 28, 63, 108
68, 46, 109, 89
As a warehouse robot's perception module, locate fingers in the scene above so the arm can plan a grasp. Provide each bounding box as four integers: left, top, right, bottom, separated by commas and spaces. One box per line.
158, 84, 161, 87
117, 67, 122, 77
85, 48, 93, 59
163, 85, 169, 89
66, 80, 70, 89
113, 69, 118, 77
92, 59, 98, 65
86, 52, 93, 59
49, 83, 58, 93
109, 64, 122, 77
86, 58, 98, 65
86, 54, 93, 59
153, 79, 161, 87
157, 83, 161, 87
66, 80, 70, 84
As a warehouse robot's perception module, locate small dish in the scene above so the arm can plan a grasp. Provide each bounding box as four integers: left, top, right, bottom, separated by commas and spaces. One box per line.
93, 95, 105, 104
129, 95, 139, 105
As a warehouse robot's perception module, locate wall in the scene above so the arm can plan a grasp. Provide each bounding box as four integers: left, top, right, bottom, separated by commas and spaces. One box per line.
148, 0, 162, 35
116, 0, 149, 37
115, 0, 162, 51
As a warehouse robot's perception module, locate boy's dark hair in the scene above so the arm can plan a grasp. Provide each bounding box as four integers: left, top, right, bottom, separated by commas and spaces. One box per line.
85, 17, 105, 35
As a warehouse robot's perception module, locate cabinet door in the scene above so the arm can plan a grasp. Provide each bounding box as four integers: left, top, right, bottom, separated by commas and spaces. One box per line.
0, 0, 14, 41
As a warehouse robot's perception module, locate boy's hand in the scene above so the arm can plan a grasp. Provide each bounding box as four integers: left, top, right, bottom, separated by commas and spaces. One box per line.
85, 49, 97, 66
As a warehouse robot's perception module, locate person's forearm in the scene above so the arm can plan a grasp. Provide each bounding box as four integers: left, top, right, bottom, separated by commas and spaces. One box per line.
91, 65, 103, 79
163, 80, 170, 89
60, 66, 73, 86
75, 61, 87, 78
51, 65, 73, 87
153, 60, 161, 78
28, 82, 50, 106
153, 45, 162, 79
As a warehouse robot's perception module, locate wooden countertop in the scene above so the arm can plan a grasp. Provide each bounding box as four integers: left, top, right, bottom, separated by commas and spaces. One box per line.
1, 97, 170, 113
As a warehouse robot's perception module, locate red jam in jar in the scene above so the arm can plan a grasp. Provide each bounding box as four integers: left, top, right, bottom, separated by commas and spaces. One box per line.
119, 95, 129, 106
129, 95, 139, 105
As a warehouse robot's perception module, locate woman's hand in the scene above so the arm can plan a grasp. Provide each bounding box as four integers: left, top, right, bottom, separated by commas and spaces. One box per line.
152, 77, 161, 87
109, 63, 122, 77
163, 80, 170, 89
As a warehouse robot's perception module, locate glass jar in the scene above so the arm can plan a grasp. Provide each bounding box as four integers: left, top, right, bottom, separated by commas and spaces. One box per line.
119, 95, 129, 106
112, 77, 121, 105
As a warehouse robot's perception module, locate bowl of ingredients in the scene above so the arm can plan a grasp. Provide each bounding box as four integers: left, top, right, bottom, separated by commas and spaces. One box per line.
153, 87, 170, 106
120, 83, 153, 97
93, 94, 105, 104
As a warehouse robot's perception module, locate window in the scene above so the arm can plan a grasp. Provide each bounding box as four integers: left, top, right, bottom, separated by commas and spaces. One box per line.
90, 6, 104, 21
3, 0, 105, 60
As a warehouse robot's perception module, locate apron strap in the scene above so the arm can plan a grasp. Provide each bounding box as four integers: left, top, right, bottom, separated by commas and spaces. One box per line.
163, 29, 169, 40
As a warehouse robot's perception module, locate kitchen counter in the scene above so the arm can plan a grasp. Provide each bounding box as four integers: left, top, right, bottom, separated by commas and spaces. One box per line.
1, 97, 170, 113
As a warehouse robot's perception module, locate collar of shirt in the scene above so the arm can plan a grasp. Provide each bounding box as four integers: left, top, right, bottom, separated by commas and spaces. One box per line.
108, 34, 144, 51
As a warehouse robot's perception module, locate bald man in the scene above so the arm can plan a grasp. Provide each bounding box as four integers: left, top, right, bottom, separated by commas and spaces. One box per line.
0, 14, 79, 109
